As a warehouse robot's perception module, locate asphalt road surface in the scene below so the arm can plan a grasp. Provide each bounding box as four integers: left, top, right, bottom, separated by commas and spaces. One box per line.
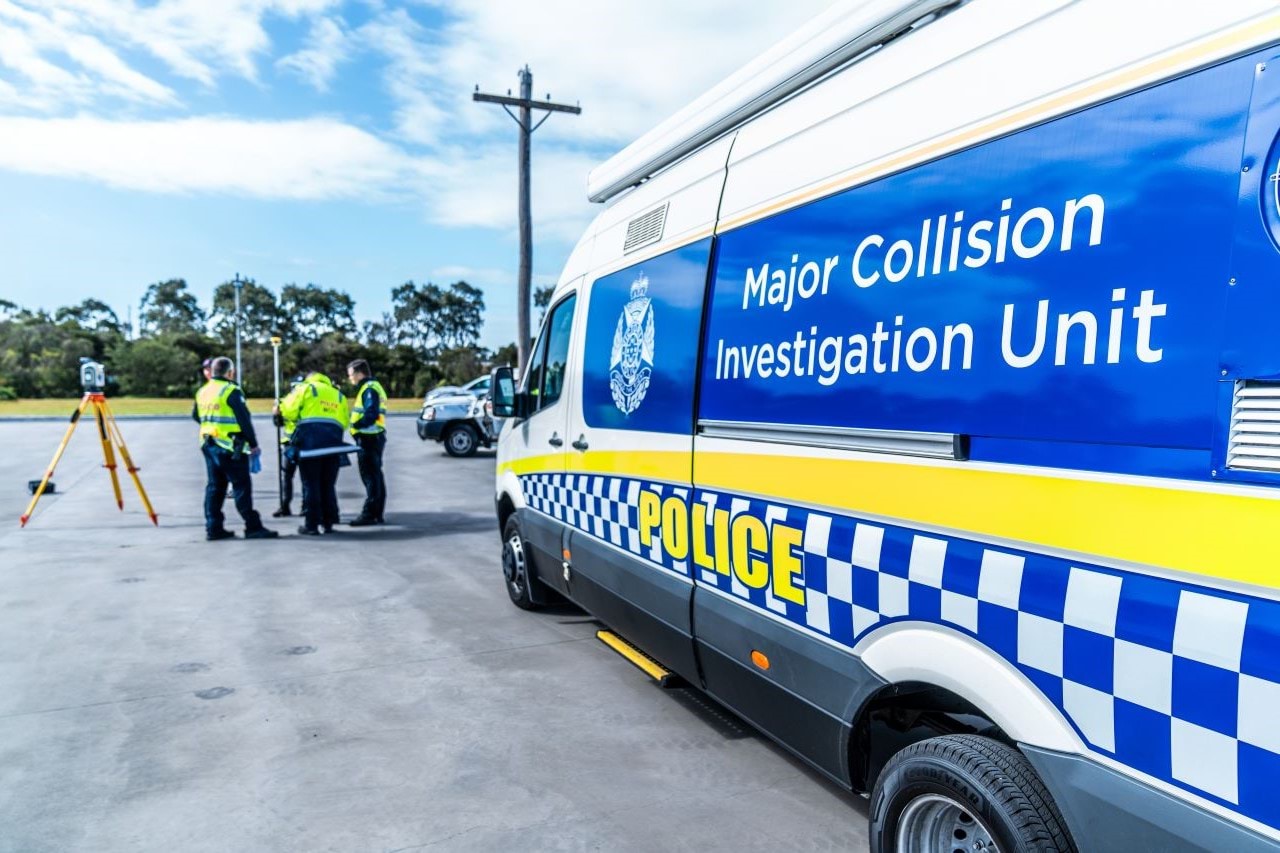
0, 415, 869, 852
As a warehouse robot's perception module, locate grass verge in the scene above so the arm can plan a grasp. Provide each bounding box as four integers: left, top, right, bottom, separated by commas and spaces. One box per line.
0, 397, 424, 418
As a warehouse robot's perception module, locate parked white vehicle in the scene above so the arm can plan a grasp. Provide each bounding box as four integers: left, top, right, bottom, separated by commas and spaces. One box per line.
423, 375, 490, 404
417, 392, 499, 457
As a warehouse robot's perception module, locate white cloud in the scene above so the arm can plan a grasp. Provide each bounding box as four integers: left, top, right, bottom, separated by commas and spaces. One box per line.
276, 15, 351, 91
356, 8, 450, 145
352, 0, 833, 234
426, 0, 836, 147
423, 143, 597, 242
429, 264, 556, 289
0, 114, 436, 199
0, 0, 177, 110
0, 0, 341, 103
0, 0, 835, 244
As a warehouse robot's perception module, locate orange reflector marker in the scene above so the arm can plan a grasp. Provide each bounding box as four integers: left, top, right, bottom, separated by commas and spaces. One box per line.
563, 548, 572, 560
751, 650, 770, 671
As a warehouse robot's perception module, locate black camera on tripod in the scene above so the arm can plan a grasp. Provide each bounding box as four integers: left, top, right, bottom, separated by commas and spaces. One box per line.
79, 358, 106, 393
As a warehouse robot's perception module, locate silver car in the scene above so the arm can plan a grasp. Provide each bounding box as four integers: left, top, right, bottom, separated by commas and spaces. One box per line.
423, 375, 491, 404
416, 391, 500, 457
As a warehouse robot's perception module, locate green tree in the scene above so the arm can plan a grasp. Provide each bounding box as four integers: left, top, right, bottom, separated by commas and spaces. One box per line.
111, 338, 202, 397
436, 345, 487, 387
533, 285, 554, 325
390, 280, 485, 353
54, 299, 122, 335
438, 281, 485, 349
0, 308, 109, 397
390, 280, 443, 352
139, 279, 206, 337
209, 279, 283, 345
362, 312, 400, 348
491, 342, 517, 369
279, 283, 357, 340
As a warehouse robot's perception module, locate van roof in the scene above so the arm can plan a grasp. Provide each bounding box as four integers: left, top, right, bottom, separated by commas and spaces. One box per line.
585, 0, 962, 204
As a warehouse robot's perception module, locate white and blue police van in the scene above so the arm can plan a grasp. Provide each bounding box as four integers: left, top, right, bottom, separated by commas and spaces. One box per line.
489, 1, 1280, 849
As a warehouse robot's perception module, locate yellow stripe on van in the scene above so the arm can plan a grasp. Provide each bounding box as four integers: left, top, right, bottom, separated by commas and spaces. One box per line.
502, 450, 692, 484
695, 453, 1280, 592
507, 448, 1280, 591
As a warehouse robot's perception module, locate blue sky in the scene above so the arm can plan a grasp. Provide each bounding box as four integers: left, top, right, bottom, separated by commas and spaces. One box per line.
0, 0, 832, 349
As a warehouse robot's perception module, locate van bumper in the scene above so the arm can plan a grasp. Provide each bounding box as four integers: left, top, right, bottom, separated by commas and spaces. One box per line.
1022, 746, 1277, 853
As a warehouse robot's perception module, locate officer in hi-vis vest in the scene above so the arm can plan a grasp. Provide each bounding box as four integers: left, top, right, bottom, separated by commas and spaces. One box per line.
193, 357, 278, 541
271, 374, 306, 518
277, 368, 348, 535
345, 359, 387, 526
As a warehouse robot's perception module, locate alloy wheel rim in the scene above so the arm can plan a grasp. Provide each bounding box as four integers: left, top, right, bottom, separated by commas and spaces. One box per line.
503, 534, 527, 596
895, 793, 999, 853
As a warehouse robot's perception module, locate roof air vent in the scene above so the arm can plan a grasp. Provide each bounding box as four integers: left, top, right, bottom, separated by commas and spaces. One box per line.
623, 203, 668, 254
1227, 380, 1280, 473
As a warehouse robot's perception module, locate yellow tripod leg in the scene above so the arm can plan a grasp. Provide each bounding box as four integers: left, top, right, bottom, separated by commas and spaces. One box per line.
20, 394, 91, 527
94, 398, 124, 511
102, 400, 158, 526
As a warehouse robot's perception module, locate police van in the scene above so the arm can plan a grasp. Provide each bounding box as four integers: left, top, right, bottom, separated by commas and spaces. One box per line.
488, 1, 1280, 849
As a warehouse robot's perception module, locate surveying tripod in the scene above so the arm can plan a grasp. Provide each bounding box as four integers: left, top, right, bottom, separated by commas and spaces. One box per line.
20, 392, 158, 527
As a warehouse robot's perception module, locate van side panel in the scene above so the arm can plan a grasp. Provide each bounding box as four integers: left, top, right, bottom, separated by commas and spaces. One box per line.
686, 48, 1280, 839
702, 55, 1255, 475
552, 240, 713, 682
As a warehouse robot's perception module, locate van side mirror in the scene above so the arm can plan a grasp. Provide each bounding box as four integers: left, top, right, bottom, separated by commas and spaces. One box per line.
489, 366, 523, 418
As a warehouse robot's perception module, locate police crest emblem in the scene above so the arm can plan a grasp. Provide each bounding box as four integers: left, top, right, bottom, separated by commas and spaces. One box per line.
609, 273, 655, 415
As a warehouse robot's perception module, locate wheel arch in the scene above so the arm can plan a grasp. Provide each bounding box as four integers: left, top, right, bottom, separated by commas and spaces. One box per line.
848, 622, 1083, 792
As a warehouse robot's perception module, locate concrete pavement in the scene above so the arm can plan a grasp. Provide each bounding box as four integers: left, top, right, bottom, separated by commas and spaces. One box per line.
0, 416, 869, 852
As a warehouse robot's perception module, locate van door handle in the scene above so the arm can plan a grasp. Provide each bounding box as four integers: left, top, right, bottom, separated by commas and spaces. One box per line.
572, 435, 589, 452
548, 433, 563, 447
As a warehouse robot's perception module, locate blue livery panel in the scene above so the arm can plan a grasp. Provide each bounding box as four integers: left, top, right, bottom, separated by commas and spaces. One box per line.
700, 53, 1266, 474
581, 240, 711, 435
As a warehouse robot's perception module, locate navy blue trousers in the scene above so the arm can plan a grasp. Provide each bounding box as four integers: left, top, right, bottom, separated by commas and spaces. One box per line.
203, 443, 264, 534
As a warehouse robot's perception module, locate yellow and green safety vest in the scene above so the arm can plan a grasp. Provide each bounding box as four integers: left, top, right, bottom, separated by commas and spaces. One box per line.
195, 378, 241, 451
279, 372, 348, 433
351, 378, 387, 435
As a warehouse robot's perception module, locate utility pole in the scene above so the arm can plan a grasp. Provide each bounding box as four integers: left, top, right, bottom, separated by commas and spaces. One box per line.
232, 273, 244, 390
473, 66, 581, 372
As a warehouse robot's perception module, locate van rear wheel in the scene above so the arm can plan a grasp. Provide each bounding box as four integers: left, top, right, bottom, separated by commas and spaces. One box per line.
501, 516, 538, 610
870, 734, 1075, 853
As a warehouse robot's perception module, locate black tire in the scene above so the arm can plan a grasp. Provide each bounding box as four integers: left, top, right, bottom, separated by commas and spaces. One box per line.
870, 734, 1075, 853
443, 424, 478, 457
501, 516, 539, 610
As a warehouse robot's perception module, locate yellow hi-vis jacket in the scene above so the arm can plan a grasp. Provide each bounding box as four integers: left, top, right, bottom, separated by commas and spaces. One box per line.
195, 378, 241, 451
350, 378, 387, 435
279, 372, 348, 436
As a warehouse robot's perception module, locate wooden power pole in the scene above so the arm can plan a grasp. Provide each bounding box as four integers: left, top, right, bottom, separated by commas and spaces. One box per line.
474, 66, 581, 372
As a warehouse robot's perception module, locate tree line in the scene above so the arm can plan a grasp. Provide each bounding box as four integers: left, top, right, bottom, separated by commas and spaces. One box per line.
0, 278, 524, 400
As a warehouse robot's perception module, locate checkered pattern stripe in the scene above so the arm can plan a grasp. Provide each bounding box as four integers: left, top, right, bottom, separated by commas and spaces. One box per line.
520, 472, 1280, 830
520, 473, 692, 576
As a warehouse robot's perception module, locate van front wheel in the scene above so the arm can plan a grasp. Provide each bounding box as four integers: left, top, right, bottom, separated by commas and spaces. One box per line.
869, 734, 1075, 853
501, 516, 538, 610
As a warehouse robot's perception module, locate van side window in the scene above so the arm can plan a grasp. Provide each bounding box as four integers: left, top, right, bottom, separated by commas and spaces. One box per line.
523, 326, 547, 403
539, 294, 577, 409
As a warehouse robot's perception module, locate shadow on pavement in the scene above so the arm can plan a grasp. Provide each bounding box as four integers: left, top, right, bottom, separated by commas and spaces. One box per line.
328, 511, 495, 541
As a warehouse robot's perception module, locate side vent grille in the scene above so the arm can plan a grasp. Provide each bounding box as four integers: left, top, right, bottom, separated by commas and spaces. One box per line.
1227, 380, 1280, 473
623, 203, 667, 254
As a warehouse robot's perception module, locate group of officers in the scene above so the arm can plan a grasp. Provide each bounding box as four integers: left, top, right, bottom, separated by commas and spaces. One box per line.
192, 356, 389, 540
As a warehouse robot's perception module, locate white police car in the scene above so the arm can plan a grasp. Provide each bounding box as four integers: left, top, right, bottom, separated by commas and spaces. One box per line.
489, 2, 1280, 850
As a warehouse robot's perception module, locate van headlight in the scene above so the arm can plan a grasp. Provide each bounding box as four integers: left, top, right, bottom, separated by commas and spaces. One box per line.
423, 407, 436, 421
